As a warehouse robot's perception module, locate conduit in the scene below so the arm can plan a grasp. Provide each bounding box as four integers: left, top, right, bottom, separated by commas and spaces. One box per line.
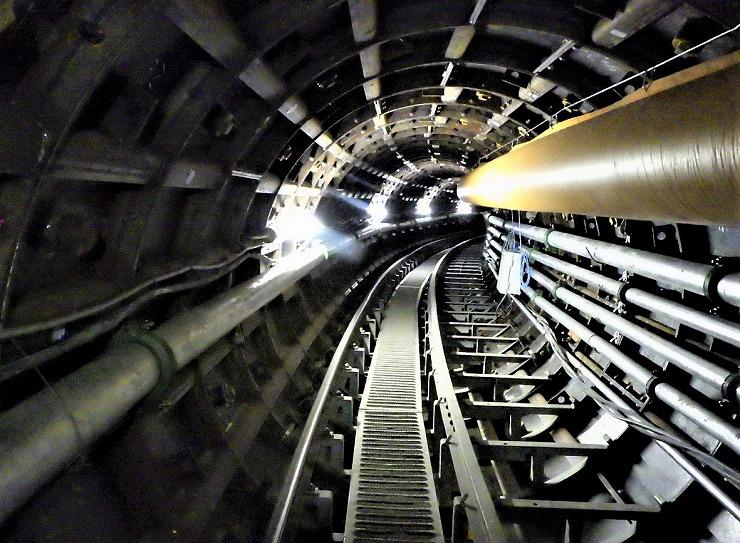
486, 227, 740, 347
487, 215, 740, 308
529, 268, 738, 404
515, 284, 740, 455
460, 52, 740, 225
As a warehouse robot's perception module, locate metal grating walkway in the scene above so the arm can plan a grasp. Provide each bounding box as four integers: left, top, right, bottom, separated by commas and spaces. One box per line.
345, 255, 445, 543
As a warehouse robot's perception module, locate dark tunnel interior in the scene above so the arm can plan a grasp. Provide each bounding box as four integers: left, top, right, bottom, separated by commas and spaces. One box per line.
0, 1, 738, 542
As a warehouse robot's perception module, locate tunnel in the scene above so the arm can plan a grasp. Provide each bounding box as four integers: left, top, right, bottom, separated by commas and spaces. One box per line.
0, 1, 739, 541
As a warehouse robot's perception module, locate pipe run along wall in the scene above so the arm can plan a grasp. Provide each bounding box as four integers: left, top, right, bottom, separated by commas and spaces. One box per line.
460, 52, 740, 225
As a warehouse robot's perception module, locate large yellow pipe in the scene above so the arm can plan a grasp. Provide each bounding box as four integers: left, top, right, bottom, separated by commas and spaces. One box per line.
460, 52, 740, 225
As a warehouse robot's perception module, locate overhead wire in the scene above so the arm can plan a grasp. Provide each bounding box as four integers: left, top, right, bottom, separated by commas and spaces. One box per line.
478, 23, 740, 164
0, 251, 270, 381
0, 240, 268, 341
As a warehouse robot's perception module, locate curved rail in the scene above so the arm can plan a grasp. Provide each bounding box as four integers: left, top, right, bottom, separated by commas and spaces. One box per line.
265, 235, 472, 543
425, 240, 508, 542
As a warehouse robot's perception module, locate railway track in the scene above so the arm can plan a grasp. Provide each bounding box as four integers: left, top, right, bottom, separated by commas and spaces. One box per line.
267, 239, 738, 543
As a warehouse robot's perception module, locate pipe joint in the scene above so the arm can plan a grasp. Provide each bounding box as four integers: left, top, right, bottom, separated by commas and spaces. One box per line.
703, 265, 733, 307
129, 332, 179, 399
542, 228, 554, 251
721, 373, 740, 405
616, 281, 631, 304
644, 374, 661, 399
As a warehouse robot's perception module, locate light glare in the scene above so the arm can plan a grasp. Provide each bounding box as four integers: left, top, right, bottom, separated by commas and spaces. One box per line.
456, 201, 473, 214
416, 199, 432, 216
271, 209, 324, 241
367, 202, 388, 224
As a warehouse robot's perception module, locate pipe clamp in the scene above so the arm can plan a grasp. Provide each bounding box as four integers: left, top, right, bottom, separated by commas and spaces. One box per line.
703, 266, 731, 306
721, 373, 740, 404
130, 332, 179, 398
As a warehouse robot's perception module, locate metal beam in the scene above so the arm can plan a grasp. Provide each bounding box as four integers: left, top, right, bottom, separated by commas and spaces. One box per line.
497, 498, 660, 519
474, 439, 608, 461
463, 399, 575, 418
348, 0, 377, 43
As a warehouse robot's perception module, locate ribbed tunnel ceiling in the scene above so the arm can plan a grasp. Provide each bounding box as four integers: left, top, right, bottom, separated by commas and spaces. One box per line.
165, 0, 738, 236
0, 0, 737, 324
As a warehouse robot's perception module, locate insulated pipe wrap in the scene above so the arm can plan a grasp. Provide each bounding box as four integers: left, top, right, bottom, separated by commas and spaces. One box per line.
462, 56, 740, 225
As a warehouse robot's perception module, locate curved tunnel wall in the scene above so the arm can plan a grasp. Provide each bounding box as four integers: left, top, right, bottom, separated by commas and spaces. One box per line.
2, 0, 736, 328
0, 1, 739, 541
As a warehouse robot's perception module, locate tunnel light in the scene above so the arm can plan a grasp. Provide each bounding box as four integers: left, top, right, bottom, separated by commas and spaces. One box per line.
456, 201, 473, 214
271, 208, 325, 242
367, 201, 388, 224
416, 199, 432, 216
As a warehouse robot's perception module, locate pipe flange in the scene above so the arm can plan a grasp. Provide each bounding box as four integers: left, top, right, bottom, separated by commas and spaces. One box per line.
130, 332, 179, 399
645, 375, 660, 399
721, 373, 740, 405
616, 282, 631, 304
703, 266, 729, 306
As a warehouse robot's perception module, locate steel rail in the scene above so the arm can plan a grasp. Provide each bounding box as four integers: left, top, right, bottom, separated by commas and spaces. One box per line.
265, 236, 467, 543
425, 241, 508, 543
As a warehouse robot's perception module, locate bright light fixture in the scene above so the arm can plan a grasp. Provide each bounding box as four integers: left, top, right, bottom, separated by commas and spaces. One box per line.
456, 201, 473, 214
367, 201, 388, 224
270, 208, 324, 242
416, 199, 432, 216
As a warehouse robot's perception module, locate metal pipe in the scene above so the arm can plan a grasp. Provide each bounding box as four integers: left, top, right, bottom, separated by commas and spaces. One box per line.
0, 248, 328, 523
461, 55, 740, 225
0, 343, 160, 522
529, 269, 736, 401
490, 232, 740, 348
520, 285, 655, 390
519, 285, 740, 456
523, 245, 623, 295
653, 383, 740, 457
718, 273, 740, 308
155, 244, 329, 366
0, 217, 460, 523
487, 215, 740, 307
622, 289, 740, 349
511, 294, 740, 521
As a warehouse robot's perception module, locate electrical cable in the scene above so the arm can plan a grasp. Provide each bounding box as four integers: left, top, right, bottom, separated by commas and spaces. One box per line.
0, 251, 268, 381
0, 239, 267, 341
519, 300, 740, 489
